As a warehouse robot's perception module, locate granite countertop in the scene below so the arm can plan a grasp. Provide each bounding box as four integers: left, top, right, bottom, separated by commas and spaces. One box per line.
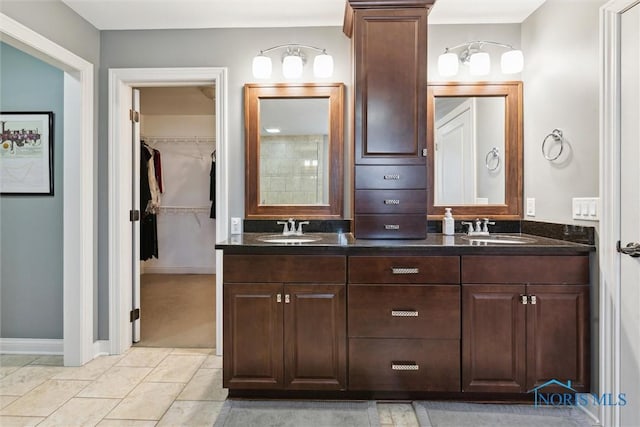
215, 232, 595, 255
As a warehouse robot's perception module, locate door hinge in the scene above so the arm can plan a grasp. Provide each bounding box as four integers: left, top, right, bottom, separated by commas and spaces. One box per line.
129, 109, 140, 123
130, 210, 140, 222
130, 308, 140, 322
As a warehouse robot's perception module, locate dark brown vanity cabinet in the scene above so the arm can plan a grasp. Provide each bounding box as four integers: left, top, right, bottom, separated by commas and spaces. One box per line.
345, 0, 434, 239
347, 256, 461, 391
461, 255, 590, 394
223, 255, 347, 390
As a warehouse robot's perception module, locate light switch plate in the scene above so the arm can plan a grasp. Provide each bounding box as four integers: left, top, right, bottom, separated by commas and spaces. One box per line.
572, 197, 599, 221
231, 217, 242, 234
526, 198, 535, 217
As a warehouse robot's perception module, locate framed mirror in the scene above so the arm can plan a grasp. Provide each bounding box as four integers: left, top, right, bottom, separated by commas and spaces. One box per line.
245, 83, 344, 218
427, 81, 523, 219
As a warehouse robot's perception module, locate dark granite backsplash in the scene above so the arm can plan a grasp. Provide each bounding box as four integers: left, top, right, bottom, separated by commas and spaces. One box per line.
243, 219, 595, 246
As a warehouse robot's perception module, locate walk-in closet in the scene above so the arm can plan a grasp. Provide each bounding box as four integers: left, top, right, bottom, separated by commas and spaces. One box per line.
137, 85, 216, 348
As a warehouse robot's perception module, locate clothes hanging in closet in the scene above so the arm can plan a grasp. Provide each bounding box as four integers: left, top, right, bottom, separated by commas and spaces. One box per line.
140, 143, 161, 260
209, 151, 216, 219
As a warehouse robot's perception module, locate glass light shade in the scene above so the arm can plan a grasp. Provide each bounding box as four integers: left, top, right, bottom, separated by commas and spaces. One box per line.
282, 54, 303, 79
252, 54, 272, 79
438, 52, 459, 77
313, 53, 334, 78
469, 52, 491, 76
501, 49, 524, 74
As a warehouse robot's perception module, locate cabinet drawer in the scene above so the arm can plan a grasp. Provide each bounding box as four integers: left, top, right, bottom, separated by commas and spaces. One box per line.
354, 214, 426, 239
355, 189, 426, 214
349, 285, 460, 339
462, 255, 589, 284
224, 255, 346, 283
349, 256, 459, 284
349, 338, 460, 391
355, 166, 426, 189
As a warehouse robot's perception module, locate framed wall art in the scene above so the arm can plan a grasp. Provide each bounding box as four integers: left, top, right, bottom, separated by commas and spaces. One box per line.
0, 112, 54, 195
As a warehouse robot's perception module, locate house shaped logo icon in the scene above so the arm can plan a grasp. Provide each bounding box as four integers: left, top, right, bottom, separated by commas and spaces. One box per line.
528, 379, 577, 407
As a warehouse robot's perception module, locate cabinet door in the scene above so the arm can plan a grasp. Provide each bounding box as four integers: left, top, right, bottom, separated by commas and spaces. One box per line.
223, 283, 283, 389
284, 284, 346, 390
353, 8, 427, 165
526, 285, 590, 392
462, 284, 526, 393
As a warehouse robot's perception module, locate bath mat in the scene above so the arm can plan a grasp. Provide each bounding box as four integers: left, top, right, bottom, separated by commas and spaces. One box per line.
412, 401, 594, 427
213, 399, 380, 427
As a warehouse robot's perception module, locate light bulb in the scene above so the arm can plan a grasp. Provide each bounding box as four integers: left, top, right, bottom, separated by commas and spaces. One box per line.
282, 54, 303, 79
252, 54, 272, 79
313, 53, 333, 78
438, 52, 459, 77
501, 49, 524, 74
469, 52, 490, 76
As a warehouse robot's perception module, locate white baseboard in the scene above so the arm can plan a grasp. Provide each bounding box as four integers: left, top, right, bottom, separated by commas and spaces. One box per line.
93, 340, 111, 358
141, 266, 215, 275
0, 338, 63, 355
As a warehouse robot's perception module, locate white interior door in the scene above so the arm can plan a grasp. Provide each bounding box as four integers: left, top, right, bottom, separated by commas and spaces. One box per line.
435, 99, 476, 205
132, 89, 141, 343
619, 3, 640, 425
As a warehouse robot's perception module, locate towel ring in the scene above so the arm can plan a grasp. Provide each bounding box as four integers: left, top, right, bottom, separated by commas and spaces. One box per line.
485, 147, 500, 171
542, 129, 564, 161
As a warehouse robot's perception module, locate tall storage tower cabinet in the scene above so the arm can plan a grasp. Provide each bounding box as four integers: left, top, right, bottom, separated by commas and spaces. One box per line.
344, 0, 435, 239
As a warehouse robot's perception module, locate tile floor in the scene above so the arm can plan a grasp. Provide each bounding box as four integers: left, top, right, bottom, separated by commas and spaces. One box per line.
0, 347, 419, 426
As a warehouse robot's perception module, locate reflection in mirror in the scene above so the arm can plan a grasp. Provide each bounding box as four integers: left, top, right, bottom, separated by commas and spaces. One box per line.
434, 96, 505, 205
427, 81, 523, 220
245, 83, 344, 219
259, 98, 330, 205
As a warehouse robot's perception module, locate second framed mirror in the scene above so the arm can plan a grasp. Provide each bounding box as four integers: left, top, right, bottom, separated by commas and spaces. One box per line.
427, 81, 523, 219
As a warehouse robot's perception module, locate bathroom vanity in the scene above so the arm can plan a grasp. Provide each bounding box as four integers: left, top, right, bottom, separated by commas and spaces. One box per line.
216, 232, 593, 399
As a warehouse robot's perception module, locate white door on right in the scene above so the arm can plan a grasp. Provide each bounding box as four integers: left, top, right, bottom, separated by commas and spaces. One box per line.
619, 2, 640, 426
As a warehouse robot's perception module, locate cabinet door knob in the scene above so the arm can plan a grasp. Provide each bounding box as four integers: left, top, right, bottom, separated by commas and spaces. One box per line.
520, 294, 528, 305
383, 174, 400, 180
530, 295, 537, 305
391, 310, 419, 317
276, 294, 282, 303
391, 267, 419, 275
384, 199, 400, 205
384, 224, 400, 230
285, 294, 290, 304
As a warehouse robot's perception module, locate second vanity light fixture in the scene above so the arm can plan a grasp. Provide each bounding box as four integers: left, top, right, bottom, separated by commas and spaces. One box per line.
438, 40, 524, 77
252, 44, 334, 79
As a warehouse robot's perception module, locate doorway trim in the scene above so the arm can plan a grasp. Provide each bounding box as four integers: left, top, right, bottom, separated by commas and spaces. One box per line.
600, 1, 639, 425
0, 14, 95, 366
108, 67, 228, 356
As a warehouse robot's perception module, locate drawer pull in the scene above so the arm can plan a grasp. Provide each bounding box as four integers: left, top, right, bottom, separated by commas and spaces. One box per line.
391, 267, 419, 275
384, 224, 400, 230
384, 199, 400, 205
391, 310, 418, 317
391, 362, 419, 371
383, 174, 401, 180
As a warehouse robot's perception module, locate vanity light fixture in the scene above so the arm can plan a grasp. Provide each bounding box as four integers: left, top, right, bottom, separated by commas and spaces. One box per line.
252, 44, 334, 80
437, 41, 524, 77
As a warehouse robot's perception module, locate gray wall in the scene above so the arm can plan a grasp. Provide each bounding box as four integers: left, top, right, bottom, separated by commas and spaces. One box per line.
521, 0, 604, 224
98, 26, 351, 339
0, 42, 64, 339
2, 0, 102, 341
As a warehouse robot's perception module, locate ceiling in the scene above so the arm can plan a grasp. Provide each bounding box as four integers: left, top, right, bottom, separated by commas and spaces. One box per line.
61, 0, 547, 31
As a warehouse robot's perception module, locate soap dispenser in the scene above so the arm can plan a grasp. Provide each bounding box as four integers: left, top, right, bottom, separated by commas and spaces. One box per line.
443, 208, 455, 235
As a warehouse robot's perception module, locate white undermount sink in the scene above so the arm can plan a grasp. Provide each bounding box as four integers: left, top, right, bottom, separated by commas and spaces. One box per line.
461, 234, 537, 245
258, 234, 322, 244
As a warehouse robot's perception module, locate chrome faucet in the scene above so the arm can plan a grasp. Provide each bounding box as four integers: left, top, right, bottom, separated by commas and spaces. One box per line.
276, 218, 309, 236
461, 218, 495, 236
296, 221, 310, 235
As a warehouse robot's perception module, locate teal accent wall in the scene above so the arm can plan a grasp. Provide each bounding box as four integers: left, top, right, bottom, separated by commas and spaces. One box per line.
0, 42, 64, 339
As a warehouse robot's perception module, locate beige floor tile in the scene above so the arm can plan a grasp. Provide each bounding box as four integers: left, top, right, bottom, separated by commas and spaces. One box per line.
97, 420, 157, 427
200, 355, 222, 369
0, 366, 63, 396
387, 403, 419, 427
0, 356, 38, 379
157, 400, 223, 426
38, 397, 120, 427
30, 356, 64, 367
106, 382, 184, 421
145, 355, 206, 383
377, 403, 394, 424
0, 395, 19, 409
170, 348, 215, 355
0, 415, 45, 426
77, 367, 152, 399
176, 369, 227, 401
116, 348, 173, 368
53, 354, 123, 381
0, 379, 89, 417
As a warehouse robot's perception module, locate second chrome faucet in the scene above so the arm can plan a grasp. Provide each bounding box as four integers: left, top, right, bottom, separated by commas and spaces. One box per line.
461, 218, 495, 236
